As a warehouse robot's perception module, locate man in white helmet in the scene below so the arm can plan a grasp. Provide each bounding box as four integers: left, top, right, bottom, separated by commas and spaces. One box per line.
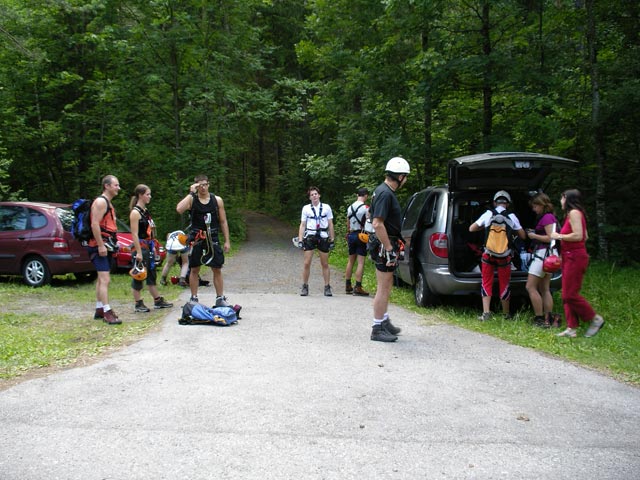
368, 156, 410, 342
469, 190, 526, 321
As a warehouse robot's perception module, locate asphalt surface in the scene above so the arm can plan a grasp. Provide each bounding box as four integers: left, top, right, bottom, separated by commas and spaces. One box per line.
1, 211, 639, 479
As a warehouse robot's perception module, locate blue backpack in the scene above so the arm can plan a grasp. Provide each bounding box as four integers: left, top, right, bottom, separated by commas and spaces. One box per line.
179, 303, 238, 326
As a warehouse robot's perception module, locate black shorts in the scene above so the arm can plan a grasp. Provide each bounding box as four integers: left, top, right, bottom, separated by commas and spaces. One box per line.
303, 236, 331, 253
189, 240, 224, 268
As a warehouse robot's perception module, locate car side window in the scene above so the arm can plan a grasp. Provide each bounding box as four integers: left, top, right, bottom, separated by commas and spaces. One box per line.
0, 206, 28, 231
29, 209, 48, 229
421, 193, 437, 227
402, 191, 428, 230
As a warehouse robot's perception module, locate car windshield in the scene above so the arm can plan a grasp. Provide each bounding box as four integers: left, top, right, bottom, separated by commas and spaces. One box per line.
117, 218, 131, 233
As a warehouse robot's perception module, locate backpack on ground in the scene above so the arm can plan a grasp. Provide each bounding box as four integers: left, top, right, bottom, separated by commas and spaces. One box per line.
484, 208, 516, 258
179, 302, 238, 326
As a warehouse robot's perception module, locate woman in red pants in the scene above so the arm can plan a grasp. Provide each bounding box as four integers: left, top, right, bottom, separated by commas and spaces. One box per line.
551, 189, 605, 338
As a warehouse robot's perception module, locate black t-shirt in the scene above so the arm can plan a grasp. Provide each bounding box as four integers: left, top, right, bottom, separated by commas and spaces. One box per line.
370, 182, 402, 238
191, 195, 219, 231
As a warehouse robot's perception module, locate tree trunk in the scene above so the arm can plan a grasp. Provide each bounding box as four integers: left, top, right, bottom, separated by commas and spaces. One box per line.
586, 0, 608, 259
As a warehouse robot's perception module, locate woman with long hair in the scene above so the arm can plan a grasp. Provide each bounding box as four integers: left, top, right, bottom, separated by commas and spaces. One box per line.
129, 184, 173, 312
551, 189, 604, 337
525, 193, 558, 327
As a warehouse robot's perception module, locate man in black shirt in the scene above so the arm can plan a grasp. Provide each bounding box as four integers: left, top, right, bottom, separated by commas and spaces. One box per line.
176, 174, 231, 306
369, 157, 410, 342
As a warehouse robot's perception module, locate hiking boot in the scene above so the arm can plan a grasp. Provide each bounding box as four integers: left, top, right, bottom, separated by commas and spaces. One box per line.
300, 284, 309, 296
478, 312, 492, 322
94, 307, 104, 320
160, 276, 168, 286
381, 318, 401, 335
135, 300, 150, 313
345, 281, 353, 294
215, 295, 230, 307
371, 324, 398, 342
585, 314, 605, 338
324, 285, 333, 297
103, 309, 122, 325
190, 296, 199, 303
154, 297, 173, 309
533, 315, 549, 328
353, 285, 369, 296
557, 327, 577, 338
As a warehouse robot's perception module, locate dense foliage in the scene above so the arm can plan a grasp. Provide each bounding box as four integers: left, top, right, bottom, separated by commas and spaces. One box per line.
1, 0, 638, 263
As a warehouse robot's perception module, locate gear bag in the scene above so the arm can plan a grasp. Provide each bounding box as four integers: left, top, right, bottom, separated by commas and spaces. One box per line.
179, 302, 239, 326
484, 208, 515, 258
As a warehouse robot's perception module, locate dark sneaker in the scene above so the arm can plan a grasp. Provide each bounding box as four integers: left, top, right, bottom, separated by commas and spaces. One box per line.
533, 315, 549, 328
215, 295, 230, 307
160, 276, 168, 286
154, 297, 173, 309
345, 282, 353, 294
478, 312, 492, 322
94, 307, 104, 320
190, 296, 199, 303
178, 277, 188, 287
353, 285, 369, 296
300, 284, 309, 296
135, 301, 150, 313
504, 313, 514, 320
382, 318, 401, 335
103, 309, 122, 325
371, 324, 397, 342
324, 285, 333, 297
585, 314, 605, 338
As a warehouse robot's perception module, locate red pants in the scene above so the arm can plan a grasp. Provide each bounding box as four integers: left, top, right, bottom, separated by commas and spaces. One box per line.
480, 253, 511, 300
561, 249, 595, 328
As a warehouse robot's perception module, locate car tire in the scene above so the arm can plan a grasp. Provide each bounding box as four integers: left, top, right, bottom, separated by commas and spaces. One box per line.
415, 266, 439, 307
22, 255, 51, 287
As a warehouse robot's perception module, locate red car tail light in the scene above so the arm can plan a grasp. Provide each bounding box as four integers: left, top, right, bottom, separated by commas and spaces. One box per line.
53, 237, 70, 252
429, 233, 448, 258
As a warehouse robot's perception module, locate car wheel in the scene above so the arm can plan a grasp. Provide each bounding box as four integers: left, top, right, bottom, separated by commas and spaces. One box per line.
22, 255, 51, 287
74, 271, 97, 283
415, 266, 439, 307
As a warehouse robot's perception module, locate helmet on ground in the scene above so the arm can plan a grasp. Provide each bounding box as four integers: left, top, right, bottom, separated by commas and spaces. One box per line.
129, 260, 147, 281
385, 157, 410, 175
493, 190, 512, 203
166, 230, 188, 252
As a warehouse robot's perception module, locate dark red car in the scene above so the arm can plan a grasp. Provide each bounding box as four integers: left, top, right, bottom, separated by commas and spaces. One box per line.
112, 219, 166, 272
0, 201, 96, 286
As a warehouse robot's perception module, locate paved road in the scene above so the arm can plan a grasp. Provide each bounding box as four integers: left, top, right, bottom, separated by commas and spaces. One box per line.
1, 211, 639, 479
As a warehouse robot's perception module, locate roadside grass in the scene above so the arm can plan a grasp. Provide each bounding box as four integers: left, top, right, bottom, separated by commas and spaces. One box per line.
329, 241, 640, 386
0, 272, 181, 386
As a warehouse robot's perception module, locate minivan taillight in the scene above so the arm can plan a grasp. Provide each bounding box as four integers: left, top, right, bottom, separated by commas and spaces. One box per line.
429, 233, 448, 258
53, 238, 70, 252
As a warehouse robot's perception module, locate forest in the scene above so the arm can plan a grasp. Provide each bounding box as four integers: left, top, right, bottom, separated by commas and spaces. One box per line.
0, 0, 638, 264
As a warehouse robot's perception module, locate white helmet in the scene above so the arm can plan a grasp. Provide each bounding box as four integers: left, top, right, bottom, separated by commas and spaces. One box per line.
166, 230, 188, 252
493, 190, 512, 203
385, 156, 410, 175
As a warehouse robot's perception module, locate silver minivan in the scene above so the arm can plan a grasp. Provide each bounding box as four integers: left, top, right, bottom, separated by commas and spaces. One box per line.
396, 152, 578, 307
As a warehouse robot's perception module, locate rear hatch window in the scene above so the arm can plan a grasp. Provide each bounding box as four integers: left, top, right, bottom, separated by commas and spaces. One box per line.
449, 152, 578, 192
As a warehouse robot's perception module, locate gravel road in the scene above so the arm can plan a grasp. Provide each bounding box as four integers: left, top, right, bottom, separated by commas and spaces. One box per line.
1, 211, 639, 479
